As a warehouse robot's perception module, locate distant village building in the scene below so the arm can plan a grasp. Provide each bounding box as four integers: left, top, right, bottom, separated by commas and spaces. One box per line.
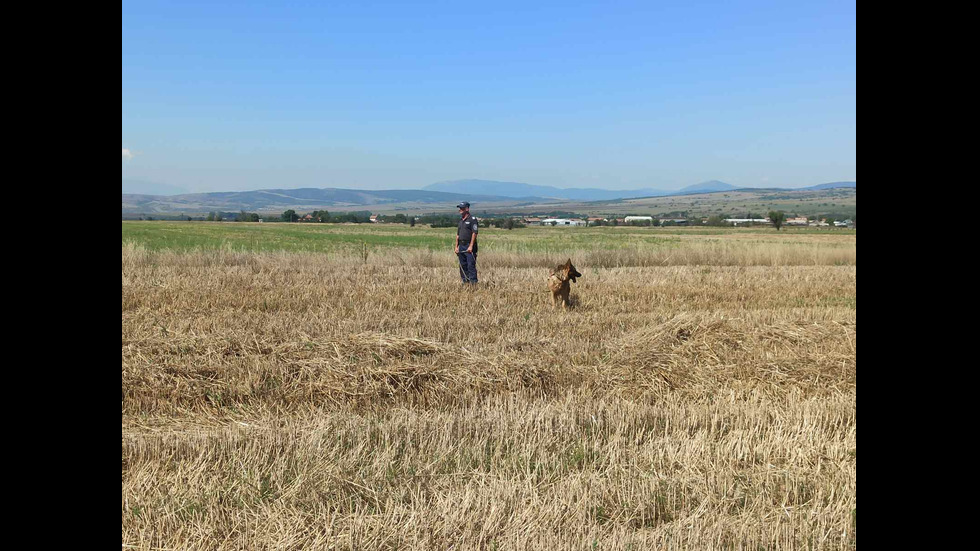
785, 217, 809, 226
624, 216, 654, 224
541, 218, 586, 226
724, 218, 770, 226
524, 217, 543, 225
369, 214, 379, 223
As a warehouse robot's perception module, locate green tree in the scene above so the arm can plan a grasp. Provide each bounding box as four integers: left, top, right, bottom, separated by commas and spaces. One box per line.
410, 217, 415, 227
206, 211, 215, 221
283, 209, 298, 222
768, 210, 786, 231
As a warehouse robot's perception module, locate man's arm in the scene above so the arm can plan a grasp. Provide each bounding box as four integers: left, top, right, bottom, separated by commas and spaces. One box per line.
454, 233, 459, 254
466, 231, 476, 252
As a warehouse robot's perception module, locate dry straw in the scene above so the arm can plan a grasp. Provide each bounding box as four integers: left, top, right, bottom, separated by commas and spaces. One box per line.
123, 236, 856, 550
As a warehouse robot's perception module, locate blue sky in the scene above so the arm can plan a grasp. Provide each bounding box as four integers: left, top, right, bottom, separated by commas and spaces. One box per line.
122, 0, 856, 193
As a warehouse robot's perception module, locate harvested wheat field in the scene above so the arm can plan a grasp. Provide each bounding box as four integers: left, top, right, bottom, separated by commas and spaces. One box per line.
122, 224, 856, 550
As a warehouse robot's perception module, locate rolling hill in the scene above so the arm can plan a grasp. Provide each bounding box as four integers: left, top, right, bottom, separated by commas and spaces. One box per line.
121, 178, 855, 217
122, 187, 547, 215
802, 181, 856, 190
122, 178, 190, 196
672, 180, 738, 194
423, 179, 670, 201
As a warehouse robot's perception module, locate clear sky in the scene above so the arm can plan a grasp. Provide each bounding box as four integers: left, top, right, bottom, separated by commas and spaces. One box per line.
122, 0, 856, 193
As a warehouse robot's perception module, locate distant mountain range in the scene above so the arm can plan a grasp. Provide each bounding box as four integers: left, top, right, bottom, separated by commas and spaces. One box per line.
122, 178, 855, 214
424, 179, 853, 200
122, 178, 189, 196
122, 187, 546, 214
424, 179, 672, 201
805, 181, 857, 190
673, 180, 737, 194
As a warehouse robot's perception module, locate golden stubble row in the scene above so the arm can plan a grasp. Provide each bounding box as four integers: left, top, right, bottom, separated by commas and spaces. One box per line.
123, 251, 855, 416
122, 247, 855, 550
123, 389, 855, 550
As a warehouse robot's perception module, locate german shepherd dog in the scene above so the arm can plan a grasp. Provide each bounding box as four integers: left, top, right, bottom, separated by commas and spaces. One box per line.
548, 259, 582, 309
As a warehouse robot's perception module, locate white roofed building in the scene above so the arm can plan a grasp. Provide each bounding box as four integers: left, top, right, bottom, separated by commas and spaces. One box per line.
541, 218, 586, 226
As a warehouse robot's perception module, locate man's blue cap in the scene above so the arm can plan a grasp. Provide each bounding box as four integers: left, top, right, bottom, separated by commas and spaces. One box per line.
456, 201, 470, 209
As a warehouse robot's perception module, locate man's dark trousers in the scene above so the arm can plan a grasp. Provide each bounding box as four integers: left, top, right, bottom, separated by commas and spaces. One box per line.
457, 243, 478, 284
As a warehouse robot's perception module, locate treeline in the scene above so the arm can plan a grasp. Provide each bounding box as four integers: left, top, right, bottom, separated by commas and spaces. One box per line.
595, 219, 687, 227
187, 210, 381, 223
279, 210, 376, 223
478, 217, 526, 230
418, 215, 526, 229
124, 210, 514, 227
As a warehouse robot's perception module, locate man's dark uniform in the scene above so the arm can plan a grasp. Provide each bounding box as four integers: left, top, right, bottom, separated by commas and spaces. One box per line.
457, 213, 479, 283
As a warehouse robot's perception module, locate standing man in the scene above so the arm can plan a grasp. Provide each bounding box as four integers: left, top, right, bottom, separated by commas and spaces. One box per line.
454, 201, 478, 284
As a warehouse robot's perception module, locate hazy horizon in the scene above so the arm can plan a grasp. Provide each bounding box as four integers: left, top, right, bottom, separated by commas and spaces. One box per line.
123, 1, 856, 194
122, 176, 855, 196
